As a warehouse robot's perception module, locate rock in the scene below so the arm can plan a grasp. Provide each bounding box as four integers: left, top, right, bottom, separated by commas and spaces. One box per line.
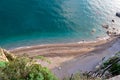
116, 12, 120, 17
108, 75, 120, 80
0, 48, 8, 62
106, 31, 111, 35
113, 28, 115, 30
58, 67, 62, 70
113, 32, 117, 35
96, 36, 100, 39
112, 20, 115, 22
0, 48, 15, 62
95, 65, 100, 69
3, 49, 15, 61
98, 29, 102, 31
92, 29, 96, 33
82, 40, 85, 42
102, 25, 109, 29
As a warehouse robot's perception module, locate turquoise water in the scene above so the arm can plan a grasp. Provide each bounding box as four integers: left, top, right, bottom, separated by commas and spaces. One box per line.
0, 0, 120, 49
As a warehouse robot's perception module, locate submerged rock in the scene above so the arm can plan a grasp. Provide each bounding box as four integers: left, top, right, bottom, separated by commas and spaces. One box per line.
92, 29, 96, 33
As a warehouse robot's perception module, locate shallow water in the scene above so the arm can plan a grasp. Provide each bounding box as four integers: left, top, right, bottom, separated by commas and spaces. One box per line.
0, 0, 120, 49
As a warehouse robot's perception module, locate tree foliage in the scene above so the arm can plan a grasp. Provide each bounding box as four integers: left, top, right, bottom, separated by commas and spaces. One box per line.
0, 57, 57, 80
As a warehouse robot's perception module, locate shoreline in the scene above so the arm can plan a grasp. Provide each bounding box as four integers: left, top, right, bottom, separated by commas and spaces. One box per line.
9, 36, 110, 52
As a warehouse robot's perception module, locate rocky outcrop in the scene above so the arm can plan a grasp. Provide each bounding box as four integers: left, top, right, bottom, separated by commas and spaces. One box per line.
0, 48, 8, 62
108, 75, 120, 80
0, 48, 15, 62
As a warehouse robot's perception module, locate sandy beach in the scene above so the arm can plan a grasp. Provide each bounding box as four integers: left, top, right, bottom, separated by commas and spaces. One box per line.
9, 37, 120, 79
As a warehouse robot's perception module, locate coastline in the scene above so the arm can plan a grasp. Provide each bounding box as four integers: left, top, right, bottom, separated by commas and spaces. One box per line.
9, 36, 110, 53
8, 36, 120, 79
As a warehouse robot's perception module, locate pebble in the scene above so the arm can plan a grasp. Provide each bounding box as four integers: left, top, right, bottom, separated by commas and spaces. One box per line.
112, 20, 115, 22
95, 65, 100, 69
58, 67, 62, 70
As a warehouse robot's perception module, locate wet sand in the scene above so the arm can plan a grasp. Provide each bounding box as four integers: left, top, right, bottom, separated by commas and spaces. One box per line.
9, 37, 120, 79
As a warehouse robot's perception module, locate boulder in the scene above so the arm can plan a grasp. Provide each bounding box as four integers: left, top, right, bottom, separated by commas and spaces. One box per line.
116, 12, 120, 17
108, 75, 120, 80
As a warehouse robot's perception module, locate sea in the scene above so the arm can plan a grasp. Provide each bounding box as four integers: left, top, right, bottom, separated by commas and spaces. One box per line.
0, 0, 120, 49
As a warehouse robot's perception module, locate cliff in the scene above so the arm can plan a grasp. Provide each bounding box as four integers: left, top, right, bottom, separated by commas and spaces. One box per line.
0, 48, 15, 62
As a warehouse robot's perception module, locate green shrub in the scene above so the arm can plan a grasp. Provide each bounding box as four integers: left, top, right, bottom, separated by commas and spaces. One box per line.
0, 61, 7, 67
35, 56, 51, 64
28, 64, 57, 80
0, 57, 57, 80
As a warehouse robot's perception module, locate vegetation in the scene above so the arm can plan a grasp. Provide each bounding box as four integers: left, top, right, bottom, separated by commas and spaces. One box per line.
103, 52, 120, 76
1, 48, 120, 80
0, 56, 57, 80
35, 55, 51, 64
0, 61, 7, 67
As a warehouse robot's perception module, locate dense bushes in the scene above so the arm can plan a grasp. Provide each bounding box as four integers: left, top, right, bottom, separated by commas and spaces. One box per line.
0, 57, 57, 80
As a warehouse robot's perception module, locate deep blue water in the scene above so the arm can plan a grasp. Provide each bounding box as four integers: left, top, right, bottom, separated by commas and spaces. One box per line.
0, 0, 120, 49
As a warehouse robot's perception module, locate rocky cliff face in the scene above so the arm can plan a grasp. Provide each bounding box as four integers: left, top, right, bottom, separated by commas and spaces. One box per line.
0, 48, 15, 62
0, 48, 8, 62
108, 75, 120, 80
